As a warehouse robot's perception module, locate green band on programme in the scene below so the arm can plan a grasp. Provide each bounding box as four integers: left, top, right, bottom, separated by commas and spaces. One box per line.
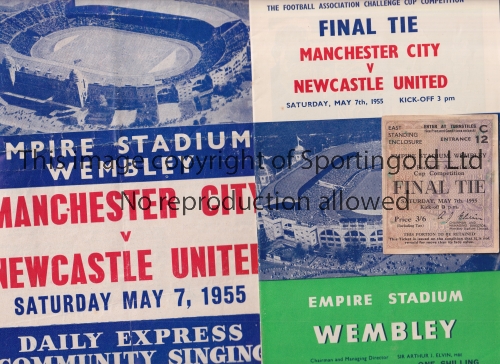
260, 271, 500, 363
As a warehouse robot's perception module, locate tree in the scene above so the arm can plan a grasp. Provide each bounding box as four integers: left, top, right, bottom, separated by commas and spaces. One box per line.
294, 243, 305, 259
318, 245, 329, 258
258, 228, 271, 260
345, 243, 366, 263
280, 249, 294, 262
335, 248, 349, 265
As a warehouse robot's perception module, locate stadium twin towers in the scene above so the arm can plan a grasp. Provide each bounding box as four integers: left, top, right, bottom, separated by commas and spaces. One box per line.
0, 0, 250, 126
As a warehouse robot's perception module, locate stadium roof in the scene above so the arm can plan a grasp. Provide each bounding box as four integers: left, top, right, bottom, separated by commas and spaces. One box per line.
265, 141, 380, 198
75, 0, 241, 27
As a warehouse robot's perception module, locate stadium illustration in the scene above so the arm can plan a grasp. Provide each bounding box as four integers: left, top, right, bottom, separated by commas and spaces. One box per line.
255, 120, 500, 281
0, 0, 251, 132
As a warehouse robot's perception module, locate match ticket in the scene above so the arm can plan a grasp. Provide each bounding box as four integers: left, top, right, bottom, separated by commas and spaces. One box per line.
382, 114, 499, 254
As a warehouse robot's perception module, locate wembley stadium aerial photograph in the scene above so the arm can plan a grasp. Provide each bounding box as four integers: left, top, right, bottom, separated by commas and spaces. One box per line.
255, 119, 500, 281
0, 0, 251, 135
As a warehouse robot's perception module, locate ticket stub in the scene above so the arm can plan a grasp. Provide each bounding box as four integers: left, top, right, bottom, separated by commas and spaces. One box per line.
382, 114, 499, 254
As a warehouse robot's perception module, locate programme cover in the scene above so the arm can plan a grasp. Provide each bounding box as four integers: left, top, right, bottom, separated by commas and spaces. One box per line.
0, 0, 252, 133
250, 0, 500, 362
250, 0, 500, 122
0, 1, 261, 363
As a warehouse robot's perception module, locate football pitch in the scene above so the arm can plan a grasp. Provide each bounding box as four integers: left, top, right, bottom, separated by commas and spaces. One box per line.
31, 26, 201, 78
